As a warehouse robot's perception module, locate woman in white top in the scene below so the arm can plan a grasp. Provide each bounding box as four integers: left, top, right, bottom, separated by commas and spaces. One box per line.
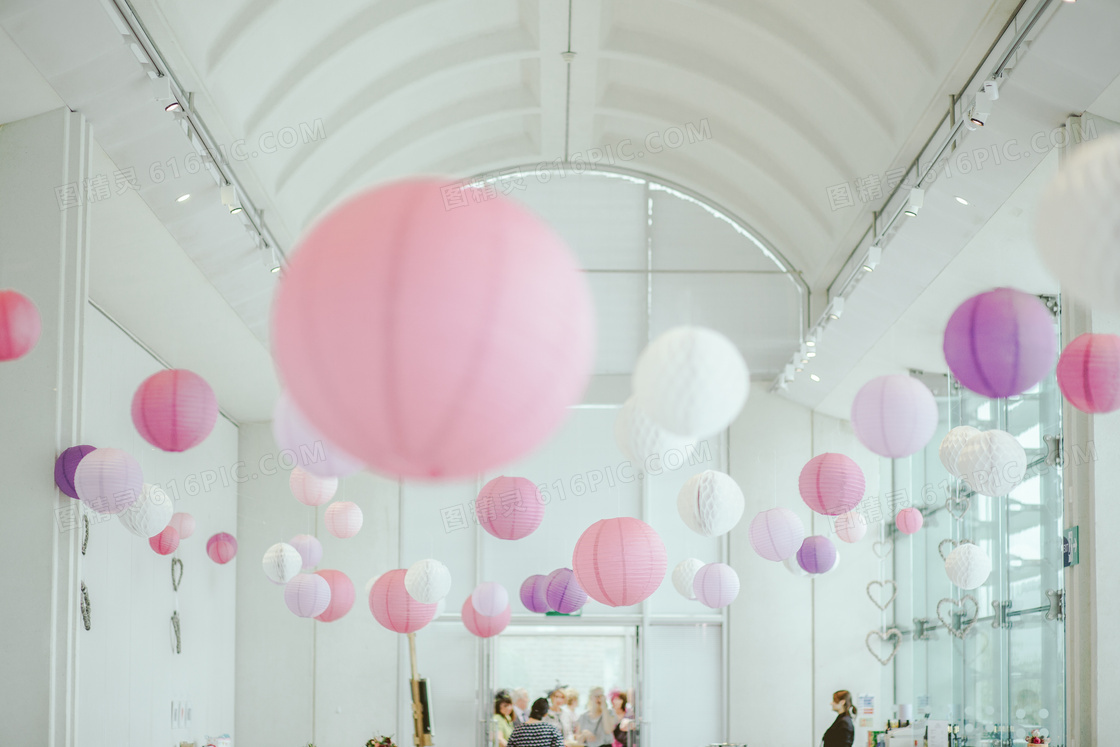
543, 687, 574, 739
574, 687, 618, 747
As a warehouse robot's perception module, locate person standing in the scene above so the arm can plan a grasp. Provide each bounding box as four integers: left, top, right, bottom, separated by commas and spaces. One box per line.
492, 691, 516, 747
512, 689, 530, 724
574, 687, 617, 747
822, 690, 856, 747
509, 698, 564, 747
544, 687, 574, 740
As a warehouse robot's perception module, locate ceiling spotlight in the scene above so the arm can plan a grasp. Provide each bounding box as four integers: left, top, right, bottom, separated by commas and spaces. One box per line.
176, 193, 190, 203
806, 339, 816, 347
806, 351, 817, 358
270, 264, 281, 273
827, 296, 845, 321
862, 243, 882, 272
229, 205, 243, 214
810, 374, 821, 382
904, 187, 925, 217
969, 86, 996, 128
795, 367, 803, 373
784, 364, 796, 380
955, 196, 969, 205
165, 101, 183, 112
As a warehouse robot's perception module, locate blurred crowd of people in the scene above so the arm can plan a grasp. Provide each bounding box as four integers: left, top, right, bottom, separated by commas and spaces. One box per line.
491, 686, 638, 747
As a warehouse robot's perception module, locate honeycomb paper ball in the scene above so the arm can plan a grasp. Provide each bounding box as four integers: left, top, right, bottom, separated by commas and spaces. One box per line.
369, 568, 438, 633
632, 326, 749, 438
748, 508, 806, 561
206, 532, 238, 564
796, 535, 838, 574
461, 596, 511, 638
957, 430, 1027, 497
117, 483, 173, 538
851, 375, 939, 458
263, 542, 303, 584
314, 570, 355, 622
895, 507, 924, 535
471, 581, 509, 617
798, 453, 865, 516
945, 543, 992, 590
939, 426, 980, 478
545, 568, 587, 614
325, 501, 363, 538
0, 290, 41, 361
1035, 133, 1120, 313
289, 534, 323, 570
73, 447, 143, 515
676, 470, 745, 537
149, 526, 179, 555
475, 476, 545, 540
614, 397, 689, 466
285, 573, 332, 618
784, 554, 808, 577
519, 574, 550, 613
168, 512, 195, 540
405, 559, 452, 604
131, 369, 218, 452
289, 466, 338, 506
54, 445, 96, 499
573, 518, 667, 607
1057, 333, 1120, 413
834, 510, 867, 544
671, 558, 705, 600
272, 392, 363, 479
693, 562, 740, 609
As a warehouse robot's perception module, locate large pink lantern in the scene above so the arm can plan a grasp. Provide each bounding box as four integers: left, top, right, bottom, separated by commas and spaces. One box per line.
206, 532, 238, 564
289, 466, 338, 506
272, 393, 363, 479
314, 570, 355, 622
149, 526, 180, 555
896, 507, 924, 535
168, 512, 195, 539
520, 575, 550, 613
572, 518, 667, 607
943, 288, 1057, 399
851, 375, 939, 458
290, 534, 323, 570
0, 290, 41, 361
1057, 333, 1120, 413
693, 562, 740, 609
797, 535, 838, 575
131, 369, 218, 452
747, 508, 806, 561
798, 454, 865, 516
369, 569, 438, 633
285, 573, 332, 618
475, 476, 545, 540
545, 568, 587, 614
54, 445, 96, 499
325, 501, 363, 538
271, 179, 595, 481
462, 596, 511, 638
73, 448, 143, 514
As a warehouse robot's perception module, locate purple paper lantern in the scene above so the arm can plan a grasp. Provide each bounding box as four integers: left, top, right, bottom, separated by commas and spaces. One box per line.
285, 573, 332, 618
944, 288, 1057, 399
290, 534, 323, 570
693, 562, 740, 609
54, 445, 96, 499
798, 453, 865, 516
520, 574, 550, 613
851, 375, 938, 458
796, 535, 838, 575
545, 568, 587, 614
272, 392, 363, 479
747, 508, 806, 561
73, 447, 143, 514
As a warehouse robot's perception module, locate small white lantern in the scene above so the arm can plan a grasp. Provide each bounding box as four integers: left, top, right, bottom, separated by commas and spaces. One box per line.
289, 466, 338, 506
957, 430, 1027, 497
325, 501, 363, 538
405, 559, 452, 604
677, 470, 745, 537
614, 396, 689, 465
939, 426, 980, 478
672, 558, 705, 600
262, 542, 302, 585
783, 555, 808, 577
117, 483, 173, 538
945, 543, 992, 590
632, 326, 749, 438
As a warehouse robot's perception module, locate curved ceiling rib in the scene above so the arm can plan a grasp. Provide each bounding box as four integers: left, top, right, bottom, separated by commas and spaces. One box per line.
854, 0, 938, 72
205, 0, 280, 73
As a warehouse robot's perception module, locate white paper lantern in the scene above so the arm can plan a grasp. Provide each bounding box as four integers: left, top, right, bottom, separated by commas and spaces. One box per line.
289, 466, 338, 506
677, 470, 745, 537
1035, 133, 1120, 313
262, 542, 303, 584
632, 326, 749, 438
939, 426, 980, 478
834, 510, 867, 544
471, 581, 509, 617
826, 550, 841, 574
614, 396, 689, 466
671, 558, 705, 600
783, 555, 808, 577
405, 559, 452, 604
117, 483, 174, 538
693, 562, 740, 608
325, 501, 363, 538
957, 430, 1027, 497
364, 575, 380, 596
945, 543, 992, 590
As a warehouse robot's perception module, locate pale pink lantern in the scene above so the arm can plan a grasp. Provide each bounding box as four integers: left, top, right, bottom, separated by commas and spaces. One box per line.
471, 582, 509, 617
285, 573, 332, 618
369, 569, 438, 634
74, 447, 143, 514
834, 511, 867, 544
206, 532, 238, 564
572, 518, 667, 607
131, 369, 218, 452
895, 507, 924, 535
461, 596, 511, 638
325, 501, 363, 538
798, 453, 865, 516
168, 512, 196, 540
747, 508, 806, 561
692, 562, 740, 609
314, 570, 355, 622
475, 476, 545, 540
270, 178, 595, 480
289, 466, 338, 506
290, 534, 323, 570
0, 290, 41, 361
149, 526, 180, 555
272, 393, 363, 479
851, 375, 939, 458
1057, 333, 1120, 413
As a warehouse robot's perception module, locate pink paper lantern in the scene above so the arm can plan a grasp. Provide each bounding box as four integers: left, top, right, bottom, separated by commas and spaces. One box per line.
271, 178, 595, 480
796, 535, 838, 575
285, 573, 332, 618
289, 466, 338, 506
748, 508, 806, 561
369, 568, 438, 633
471, 582, 509, 617
73, 447, 143, 514
572, 518, 667, 607
206, 532, 238, 564
272, 393, 363, 479
545, 568, 587, 613
54, 445, 96, 499
131, 369, 218, 452
168, 512, 195, 540
895, 507, 924, 535
851, 375, 939, 458
944, 288, 1057, 399
325, 501, 363, 538
520, 574, 550, 613
1057, 333, 1120, 413
314, 570, 355, 622
798, 453, 865, 516
461, 596, 511, 638
834, 511, 867, 544
149, 526, 180, 555
290, 534, 323, 570
475, 476, 545, 540
692, 562, 740, 609
0, 290, 41, 361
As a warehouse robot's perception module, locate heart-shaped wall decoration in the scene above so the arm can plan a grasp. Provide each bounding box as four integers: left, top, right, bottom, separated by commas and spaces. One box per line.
866, 579, 898, 610
938, 538, 974, 561
945, 494, 972, 521
171, 558, 184, 591
937, 595, 979, 639
872, 540, 893, 558
865, 628, 903, 665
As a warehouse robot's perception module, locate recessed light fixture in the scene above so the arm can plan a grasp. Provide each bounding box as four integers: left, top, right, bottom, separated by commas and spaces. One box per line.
176, 193, 190, 203
165, 101, 183, 112
955, 196, 969, 205
810, 374, 821, 382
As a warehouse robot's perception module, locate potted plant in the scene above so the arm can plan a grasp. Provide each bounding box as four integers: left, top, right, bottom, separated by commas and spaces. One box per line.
366, 737, 397, 747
